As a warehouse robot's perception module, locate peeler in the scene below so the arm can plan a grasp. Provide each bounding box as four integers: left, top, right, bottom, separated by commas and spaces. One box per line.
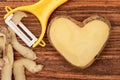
4, 0, 68, 48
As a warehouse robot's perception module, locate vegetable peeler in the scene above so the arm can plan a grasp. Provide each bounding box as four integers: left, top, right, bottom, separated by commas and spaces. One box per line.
4, 0, 68, 48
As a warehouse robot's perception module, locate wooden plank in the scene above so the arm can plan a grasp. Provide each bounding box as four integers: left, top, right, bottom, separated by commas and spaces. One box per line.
0, 0, 120, 80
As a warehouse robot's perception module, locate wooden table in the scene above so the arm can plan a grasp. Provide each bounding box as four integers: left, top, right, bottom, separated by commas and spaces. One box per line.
0, 0, 120, 80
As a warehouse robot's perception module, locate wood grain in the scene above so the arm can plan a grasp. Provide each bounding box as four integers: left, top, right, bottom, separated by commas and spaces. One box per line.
0, 0, 120, 80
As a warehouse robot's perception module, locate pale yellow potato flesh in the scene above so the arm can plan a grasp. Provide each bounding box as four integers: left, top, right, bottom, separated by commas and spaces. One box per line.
49, 18, 110, 68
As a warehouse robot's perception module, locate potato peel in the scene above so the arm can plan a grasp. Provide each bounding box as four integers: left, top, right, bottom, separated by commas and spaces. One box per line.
13, 58, 43, 80
9, 28, 37, 60
1, 44, 14, 80
0, 26, 43, 80
11, 11, 27, 25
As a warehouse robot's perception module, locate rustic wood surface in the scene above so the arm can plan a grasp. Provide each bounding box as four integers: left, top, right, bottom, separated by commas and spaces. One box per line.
0, 0, 120, 80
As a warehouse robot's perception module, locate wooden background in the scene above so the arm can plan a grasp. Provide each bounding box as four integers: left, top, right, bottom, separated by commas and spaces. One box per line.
0, 0, 120, 80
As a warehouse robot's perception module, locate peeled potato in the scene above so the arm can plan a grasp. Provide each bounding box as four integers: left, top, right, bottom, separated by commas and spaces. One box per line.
48, 16, 111, 69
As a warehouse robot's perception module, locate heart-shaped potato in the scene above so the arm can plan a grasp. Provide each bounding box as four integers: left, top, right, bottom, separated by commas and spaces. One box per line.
48, 15, 111, 69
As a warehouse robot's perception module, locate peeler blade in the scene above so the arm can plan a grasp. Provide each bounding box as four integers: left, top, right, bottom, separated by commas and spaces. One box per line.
5, 14, 37, 47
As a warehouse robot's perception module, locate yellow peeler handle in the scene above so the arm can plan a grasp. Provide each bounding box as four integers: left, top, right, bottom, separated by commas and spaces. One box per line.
4, 0, 68, 48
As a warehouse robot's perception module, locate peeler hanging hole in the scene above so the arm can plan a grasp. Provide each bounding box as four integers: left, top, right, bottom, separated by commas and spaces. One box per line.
39, 40, 46, 47
5, 6, 12, 12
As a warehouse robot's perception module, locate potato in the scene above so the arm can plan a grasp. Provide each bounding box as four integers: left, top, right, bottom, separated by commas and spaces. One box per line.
47, 15, 111, 69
